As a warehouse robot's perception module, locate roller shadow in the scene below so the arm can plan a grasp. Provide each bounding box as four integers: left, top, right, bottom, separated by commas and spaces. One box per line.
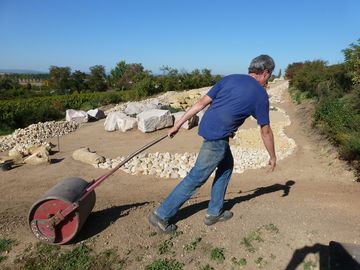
171, 180, 295, 224
73, 201, 150, 243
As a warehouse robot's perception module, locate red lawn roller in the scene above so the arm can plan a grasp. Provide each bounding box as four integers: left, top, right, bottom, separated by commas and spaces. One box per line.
28, 135, 168, 244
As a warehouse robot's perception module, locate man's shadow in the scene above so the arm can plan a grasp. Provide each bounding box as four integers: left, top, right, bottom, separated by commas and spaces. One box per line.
285, 243, 329, 270
171, 180, 295, 224
73, 201, 149, 243
286, 242, 360, 270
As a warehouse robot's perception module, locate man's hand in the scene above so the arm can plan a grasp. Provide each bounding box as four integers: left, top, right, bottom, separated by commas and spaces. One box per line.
168, 94, 212, 139
268, 157, 276, 172
260, 124, 276, 172
168, 125, 180, 138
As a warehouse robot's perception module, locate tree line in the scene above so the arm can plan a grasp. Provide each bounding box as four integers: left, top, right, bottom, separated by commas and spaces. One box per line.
0, 61, 222, 99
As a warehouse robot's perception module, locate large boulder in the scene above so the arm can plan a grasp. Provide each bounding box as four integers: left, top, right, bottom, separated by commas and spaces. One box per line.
24, 151, 50, 165
117, 115, 137, 132
87, 108, 105, 120
124, 99, 161, 116
104, 111, 137, 132
137, 109, 173, 133
72, 148, 105, 165
172, 111, 199, 130
66, 109, 88, 123
104, 112, 127, 132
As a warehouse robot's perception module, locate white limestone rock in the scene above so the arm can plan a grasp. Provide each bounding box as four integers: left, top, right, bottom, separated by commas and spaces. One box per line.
124, 99, 161, 116
65, 109, 88, 123
104, 111, 127, 132
137, 109, 173, 133
117, 115, 137, 132
87, 108, 105, 120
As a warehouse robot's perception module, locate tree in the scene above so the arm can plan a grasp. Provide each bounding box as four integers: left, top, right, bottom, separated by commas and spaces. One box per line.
109, 61, 127, 88
0, 75, 18, 90
48, 66, 71, 92
88, 65, 107, 92
70, 70, 87, 93
109, 61, 149, 90
290, 60, 327, 96
342, 39, 360, 85
285, 62, 304, 80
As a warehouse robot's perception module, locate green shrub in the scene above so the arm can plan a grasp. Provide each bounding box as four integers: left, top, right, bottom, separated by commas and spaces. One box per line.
210, 247, 225, 263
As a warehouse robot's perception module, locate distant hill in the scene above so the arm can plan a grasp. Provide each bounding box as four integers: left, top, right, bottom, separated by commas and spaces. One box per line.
0, 69, 46, 74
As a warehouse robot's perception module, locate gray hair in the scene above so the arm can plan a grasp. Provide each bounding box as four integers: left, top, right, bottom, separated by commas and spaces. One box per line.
248, 55, 275, 74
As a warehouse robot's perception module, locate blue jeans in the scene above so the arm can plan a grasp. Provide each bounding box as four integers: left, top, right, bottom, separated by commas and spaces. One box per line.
155, 138, 234, 220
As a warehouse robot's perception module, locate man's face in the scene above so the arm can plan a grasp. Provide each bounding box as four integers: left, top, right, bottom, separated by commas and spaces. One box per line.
261, 70, 272, 87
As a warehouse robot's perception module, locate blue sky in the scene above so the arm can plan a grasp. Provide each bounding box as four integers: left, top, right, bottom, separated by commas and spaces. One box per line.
0, 0, 359, 75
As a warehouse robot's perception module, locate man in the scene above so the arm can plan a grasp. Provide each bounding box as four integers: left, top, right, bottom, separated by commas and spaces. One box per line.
148, 55, 276, 233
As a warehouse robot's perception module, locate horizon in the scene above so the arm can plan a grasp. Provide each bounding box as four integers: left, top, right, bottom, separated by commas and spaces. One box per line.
0, 0, 359, 76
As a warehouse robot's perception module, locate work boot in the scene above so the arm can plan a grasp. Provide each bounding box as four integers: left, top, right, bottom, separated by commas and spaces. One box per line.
148, 211, 177, 234
204, 210, 233, 226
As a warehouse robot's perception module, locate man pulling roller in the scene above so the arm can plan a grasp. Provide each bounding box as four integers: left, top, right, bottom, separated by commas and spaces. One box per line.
149, 55, 276, 233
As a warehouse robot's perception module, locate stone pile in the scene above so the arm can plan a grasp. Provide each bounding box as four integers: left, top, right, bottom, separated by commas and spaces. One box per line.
0, 121, 79, 152
268, 80, 289, 103
160, 87, 211, 110
0, 143, 52, 165
94, 102, 296, 179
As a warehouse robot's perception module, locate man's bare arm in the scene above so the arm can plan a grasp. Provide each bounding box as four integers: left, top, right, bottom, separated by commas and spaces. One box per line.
260, 124, 276, 171
168, 95, 212, 137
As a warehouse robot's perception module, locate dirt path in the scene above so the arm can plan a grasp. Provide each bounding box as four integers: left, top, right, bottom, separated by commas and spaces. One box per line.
1, 89, 360, 269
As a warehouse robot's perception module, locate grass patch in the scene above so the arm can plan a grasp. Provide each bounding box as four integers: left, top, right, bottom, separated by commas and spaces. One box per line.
184, 237, 202, 252
289, 87, 311, 104
0, 238, 16, 263
210, 247, 225, 263
15, 242, 126, 270
158, 240, 174, 255
145, 259, 184, 270
231, 257, 247, 267
241, 230, 263, 253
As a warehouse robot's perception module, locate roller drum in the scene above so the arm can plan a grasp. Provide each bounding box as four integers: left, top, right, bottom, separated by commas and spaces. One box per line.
28, 177, 96, 244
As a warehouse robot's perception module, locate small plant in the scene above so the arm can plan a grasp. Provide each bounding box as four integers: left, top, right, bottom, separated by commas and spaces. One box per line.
184, 237, 202, 251
265, 223, 279, 234
170, 230, 184, 239
210, 247, 225, 263
241, 230, 263, 252
0, 238, 15, 263
145, 258, 184, 270
303, 260, 317, 270
255, 257, 267, 268
231, 257, 247, 267
199, 264, 214, 270
149, 232, 157, 237
158, 239, 174, 255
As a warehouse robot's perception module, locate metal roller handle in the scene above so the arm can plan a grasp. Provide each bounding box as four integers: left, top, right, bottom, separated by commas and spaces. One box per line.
80, 134, 169, 199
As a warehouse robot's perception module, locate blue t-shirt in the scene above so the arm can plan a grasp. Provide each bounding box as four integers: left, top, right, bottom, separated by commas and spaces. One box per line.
198, 74, 270, 141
